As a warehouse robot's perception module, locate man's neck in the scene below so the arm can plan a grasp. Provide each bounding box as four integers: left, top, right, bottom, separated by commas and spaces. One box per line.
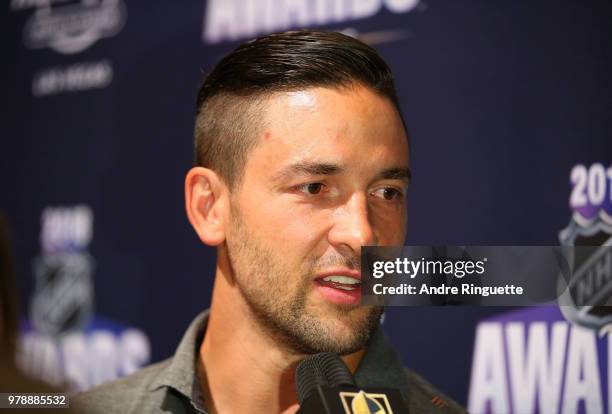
199, 263, 365, 414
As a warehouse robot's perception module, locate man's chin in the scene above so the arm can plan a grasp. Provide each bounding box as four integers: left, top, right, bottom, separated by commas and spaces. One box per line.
310, 297, 382, 324
294, 305, 382, 354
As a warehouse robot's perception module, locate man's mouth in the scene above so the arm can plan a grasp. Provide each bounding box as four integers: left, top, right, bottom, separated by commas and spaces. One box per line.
314, 268, 362, 304
316, 275, 362, 291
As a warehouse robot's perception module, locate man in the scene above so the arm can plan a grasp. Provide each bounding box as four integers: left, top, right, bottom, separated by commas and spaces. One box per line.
76, 30, 465, 413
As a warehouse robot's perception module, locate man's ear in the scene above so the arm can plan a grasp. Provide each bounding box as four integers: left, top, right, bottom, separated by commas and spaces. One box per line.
185, 167, 228, 246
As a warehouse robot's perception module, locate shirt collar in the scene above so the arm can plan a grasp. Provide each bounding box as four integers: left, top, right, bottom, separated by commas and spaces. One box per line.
354, 325, 411, 403
148, 310, 210, 412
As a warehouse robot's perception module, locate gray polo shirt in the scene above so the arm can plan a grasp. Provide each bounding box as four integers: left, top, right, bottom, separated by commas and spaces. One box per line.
75, 310, 466, 413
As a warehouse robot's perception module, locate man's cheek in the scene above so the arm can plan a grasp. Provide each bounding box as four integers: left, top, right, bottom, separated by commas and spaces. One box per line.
276, 218, 320, 244
372, 215, 404, 244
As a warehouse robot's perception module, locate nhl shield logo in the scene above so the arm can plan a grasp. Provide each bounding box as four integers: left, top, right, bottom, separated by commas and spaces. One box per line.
30, 252, 94, 336
558, 163, 612, 331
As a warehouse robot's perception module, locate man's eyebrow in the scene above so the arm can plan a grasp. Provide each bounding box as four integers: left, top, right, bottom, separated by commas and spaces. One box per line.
271, 162, 344, 182
374, 167, 412, 183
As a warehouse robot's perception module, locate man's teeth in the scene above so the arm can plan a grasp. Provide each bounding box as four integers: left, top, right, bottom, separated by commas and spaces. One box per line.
321, 275, 360, 285
334, 285, 356, 291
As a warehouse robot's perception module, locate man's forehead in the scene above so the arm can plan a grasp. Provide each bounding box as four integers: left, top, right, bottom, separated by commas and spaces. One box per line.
244, 85, 409, 177
262, 89, 406, 137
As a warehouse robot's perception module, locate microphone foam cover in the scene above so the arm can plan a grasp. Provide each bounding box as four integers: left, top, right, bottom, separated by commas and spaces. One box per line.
295, 353, 355, 404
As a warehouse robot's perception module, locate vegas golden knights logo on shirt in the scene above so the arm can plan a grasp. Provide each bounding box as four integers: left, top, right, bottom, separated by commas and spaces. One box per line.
339, 390, 392, 414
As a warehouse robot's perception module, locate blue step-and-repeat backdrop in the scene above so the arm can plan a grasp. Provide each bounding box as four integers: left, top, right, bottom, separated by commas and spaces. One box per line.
2, 1, 611, 412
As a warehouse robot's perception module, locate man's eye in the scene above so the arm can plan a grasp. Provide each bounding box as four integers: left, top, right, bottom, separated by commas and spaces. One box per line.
372, 187, 403, 201
298, 182, 325, 195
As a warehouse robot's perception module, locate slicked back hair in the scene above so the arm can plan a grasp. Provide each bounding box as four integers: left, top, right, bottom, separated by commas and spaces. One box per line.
194, 30, 406, 189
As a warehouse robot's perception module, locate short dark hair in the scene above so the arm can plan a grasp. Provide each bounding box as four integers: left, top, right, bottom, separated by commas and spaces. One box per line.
194, 30, 405, 188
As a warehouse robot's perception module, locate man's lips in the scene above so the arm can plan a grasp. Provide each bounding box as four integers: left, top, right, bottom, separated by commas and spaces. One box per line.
315, 268, 361, 290
314, 268, 362, 305
316, 268, 361, 280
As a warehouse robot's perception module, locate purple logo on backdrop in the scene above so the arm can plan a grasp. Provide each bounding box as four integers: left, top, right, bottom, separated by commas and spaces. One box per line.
468, 163, 612, 413
17, 205, 150, 392
559, 163, 612, 332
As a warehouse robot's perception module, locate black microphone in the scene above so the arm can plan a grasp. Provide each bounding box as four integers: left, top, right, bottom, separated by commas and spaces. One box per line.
295, 353, 409, 414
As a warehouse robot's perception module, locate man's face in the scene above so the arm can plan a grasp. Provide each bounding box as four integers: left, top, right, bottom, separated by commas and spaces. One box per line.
225, 84, 409, 355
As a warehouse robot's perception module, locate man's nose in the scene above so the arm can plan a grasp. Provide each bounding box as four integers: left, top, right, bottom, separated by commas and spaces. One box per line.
328, 194, 376, 253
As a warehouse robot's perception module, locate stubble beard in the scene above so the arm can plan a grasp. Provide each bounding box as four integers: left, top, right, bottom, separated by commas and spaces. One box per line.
225, 206, 383, 356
